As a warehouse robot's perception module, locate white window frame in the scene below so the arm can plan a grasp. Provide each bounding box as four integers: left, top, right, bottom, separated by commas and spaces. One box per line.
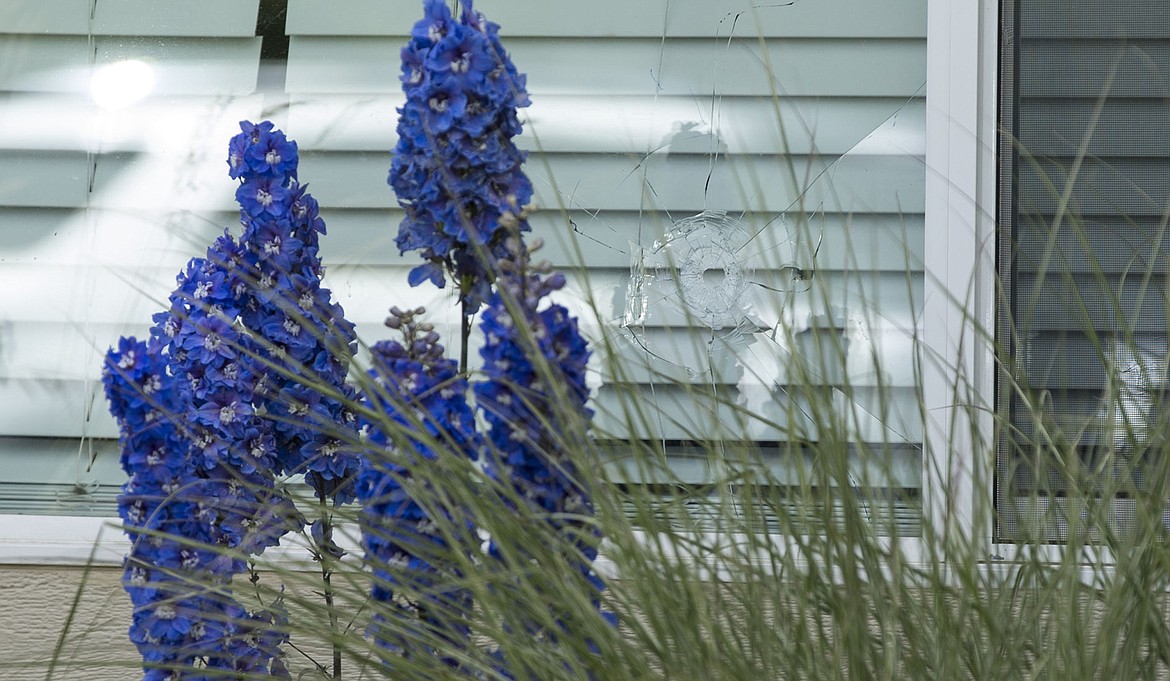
921, 0, 999, 563
0, 0, 995, 570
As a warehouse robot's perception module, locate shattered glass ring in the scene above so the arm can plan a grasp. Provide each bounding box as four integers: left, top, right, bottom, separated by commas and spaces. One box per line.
624, 210, 756, 333
676, 240, 747, 329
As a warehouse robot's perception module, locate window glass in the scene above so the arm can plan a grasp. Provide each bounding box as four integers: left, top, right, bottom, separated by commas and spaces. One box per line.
998, 0, 1170, 541
0, 0, 926, 532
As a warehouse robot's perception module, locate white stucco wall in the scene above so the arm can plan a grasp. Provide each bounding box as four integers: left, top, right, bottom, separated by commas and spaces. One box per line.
0, 566, 133, 680
0, 564, 346, 679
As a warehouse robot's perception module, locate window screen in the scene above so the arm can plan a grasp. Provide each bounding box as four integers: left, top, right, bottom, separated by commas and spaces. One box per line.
998, 0, 1170, 541
1, 0, 926, 535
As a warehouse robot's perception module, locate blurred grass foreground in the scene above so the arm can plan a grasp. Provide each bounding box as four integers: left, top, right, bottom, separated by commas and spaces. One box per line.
17, 0, 1170, 679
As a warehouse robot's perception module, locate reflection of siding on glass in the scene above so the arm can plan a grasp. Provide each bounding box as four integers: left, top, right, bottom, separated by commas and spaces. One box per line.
0, 0, 927, 524
999, 0, 1170, 542
0, 3, 264, 512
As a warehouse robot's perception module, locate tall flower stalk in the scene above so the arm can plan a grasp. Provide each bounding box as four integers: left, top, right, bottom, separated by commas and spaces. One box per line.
228, 120, 361, 504
383, 0, 612, 675
358, 305, 482, 669
106, 242, 297, 678
475, 237, 615, 677
389, 0, 533, 368
227, 120, 363, 678
105, 120, 361, 679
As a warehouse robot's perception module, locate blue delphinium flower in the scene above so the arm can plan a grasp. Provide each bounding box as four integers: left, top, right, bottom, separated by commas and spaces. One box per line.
358, 305, 482, 668
227, 120, 362, 504
151, 240, 300, 560
475, 238, 615, 676
105, 120, 358, 679
104, 338, 198, 676
105, 334, 292, 679
152, 239, 300, 675
389, 0, 534, 312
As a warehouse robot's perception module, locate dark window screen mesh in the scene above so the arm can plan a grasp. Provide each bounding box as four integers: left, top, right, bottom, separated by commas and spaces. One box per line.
998, 1, 1170, 541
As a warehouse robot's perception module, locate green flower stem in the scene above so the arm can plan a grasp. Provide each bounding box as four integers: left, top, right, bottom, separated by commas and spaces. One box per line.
317, 496, 342, 680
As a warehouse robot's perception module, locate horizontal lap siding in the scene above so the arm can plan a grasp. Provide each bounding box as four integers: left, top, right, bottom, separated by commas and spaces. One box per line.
0, 207, 925, 272
0, 36, 261, 94
294, 151, 924, 214
7, 0, 260, 36
286, 36, 925, 98
289, 94, 921, 156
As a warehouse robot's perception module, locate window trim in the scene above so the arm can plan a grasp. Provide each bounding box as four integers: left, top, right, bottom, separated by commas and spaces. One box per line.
921, 0, 998, 560
0, 514, 125, 566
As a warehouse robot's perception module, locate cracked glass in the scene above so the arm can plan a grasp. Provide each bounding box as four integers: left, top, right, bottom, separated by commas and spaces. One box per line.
527, 1, 927, 534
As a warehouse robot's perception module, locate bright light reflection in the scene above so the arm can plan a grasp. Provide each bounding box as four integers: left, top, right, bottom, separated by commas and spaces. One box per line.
91, 60, 156, 111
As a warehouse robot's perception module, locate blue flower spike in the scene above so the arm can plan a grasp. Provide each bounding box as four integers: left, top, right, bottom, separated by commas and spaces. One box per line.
104, 120, 361, 679
476, 235, 616, 675
227, 120, 361, 504
389, 0, 534, 313
105, 330, 293, 678
358, 304, 482, 668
